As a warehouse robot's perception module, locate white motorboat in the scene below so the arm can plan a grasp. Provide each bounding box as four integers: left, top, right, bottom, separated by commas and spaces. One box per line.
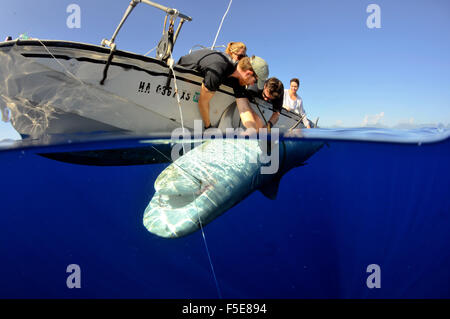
0, 0, 307, 138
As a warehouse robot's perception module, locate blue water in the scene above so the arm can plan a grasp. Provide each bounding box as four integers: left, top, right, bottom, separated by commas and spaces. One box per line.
0, 128, 449, 298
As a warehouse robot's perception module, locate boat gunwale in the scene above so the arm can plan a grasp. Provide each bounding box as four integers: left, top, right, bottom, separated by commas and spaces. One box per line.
0, 39, 303, 121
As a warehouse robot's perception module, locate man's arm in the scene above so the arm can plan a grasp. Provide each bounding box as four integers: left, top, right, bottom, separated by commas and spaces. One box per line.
198, 83, 215, 128
265, 111, 280, 128
235, 98, 264, 130
265, 94, 282, 128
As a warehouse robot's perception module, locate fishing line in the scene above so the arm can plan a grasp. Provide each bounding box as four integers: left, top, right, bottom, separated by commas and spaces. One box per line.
38, 38, 206, 197
36, 39, 109, 106
149, 143, 203, 187
144, 45, 158, 56
211, 0, 233, 49
39, 36, 221, 296
37, 39, 85, 85
255, 102, 268, 126
168, 52, 187, 154
167, 55, 222, 298
192, 194, 223, 299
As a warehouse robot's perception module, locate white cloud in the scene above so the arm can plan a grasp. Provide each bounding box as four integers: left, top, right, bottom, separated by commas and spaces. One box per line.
362, 112, 384, 126
393, 118, 419, 129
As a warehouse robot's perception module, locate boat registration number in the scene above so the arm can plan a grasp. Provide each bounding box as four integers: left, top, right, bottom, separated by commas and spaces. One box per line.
137, 81, 197, 102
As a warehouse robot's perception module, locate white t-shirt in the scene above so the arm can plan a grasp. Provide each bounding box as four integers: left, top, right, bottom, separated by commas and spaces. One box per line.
282, 89, 309, 126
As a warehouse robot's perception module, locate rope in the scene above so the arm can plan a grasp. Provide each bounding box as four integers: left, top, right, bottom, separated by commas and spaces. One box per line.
167, 53, 222, 299
211, 0, 233, 49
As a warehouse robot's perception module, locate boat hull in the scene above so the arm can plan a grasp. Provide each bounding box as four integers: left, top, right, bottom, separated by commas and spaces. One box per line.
0, 40, 304, 137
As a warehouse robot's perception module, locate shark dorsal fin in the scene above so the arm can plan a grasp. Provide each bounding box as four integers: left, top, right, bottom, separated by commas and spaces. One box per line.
259, 176, 282, 200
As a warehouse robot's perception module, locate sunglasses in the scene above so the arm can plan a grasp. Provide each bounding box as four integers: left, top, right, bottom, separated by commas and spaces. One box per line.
232, 51, 247, 60
253, 70, 258, 82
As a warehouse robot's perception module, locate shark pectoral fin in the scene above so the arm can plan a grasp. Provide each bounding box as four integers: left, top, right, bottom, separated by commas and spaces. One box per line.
259, 176, 282, 200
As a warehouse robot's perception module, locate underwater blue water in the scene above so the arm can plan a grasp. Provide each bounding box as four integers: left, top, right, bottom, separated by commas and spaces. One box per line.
0, 128, 449, 298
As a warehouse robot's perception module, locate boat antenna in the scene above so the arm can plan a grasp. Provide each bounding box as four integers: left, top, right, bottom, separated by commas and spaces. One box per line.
211, 0, 233, 49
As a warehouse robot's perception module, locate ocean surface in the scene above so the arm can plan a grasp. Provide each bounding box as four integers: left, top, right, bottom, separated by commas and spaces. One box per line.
0, 127, 449, 298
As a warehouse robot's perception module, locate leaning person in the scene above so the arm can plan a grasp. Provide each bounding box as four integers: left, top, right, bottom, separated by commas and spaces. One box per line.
225, 41, 247, 63
177, 49, 268, 129
234, 77, 284, 130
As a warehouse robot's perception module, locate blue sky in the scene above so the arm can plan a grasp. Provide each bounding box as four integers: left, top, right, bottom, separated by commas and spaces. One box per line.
1, 0, 449, 139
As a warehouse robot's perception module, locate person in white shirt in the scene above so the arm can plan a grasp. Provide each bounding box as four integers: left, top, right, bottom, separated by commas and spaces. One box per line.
282, 78, 311, 129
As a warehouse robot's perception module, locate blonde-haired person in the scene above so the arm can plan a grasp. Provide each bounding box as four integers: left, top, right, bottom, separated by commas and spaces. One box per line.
283, 78, 311, 128
225, 42, 247, 63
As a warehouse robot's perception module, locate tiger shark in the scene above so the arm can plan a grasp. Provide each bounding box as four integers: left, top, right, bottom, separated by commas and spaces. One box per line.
143, 136, 324, 238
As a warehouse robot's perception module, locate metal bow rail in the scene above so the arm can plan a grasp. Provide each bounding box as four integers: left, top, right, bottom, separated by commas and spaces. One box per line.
100, 0, 192, 85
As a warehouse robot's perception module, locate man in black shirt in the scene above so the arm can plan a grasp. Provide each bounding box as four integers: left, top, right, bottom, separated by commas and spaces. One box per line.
235, 77, 284, 130
177, 49, 268, 129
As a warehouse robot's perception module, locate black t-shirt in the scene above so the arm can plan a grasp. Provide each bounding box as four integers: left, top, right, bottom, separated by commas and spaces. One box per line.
177, 49, 236, 92
234, 84, 283, 113
222, 77, 248, 100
